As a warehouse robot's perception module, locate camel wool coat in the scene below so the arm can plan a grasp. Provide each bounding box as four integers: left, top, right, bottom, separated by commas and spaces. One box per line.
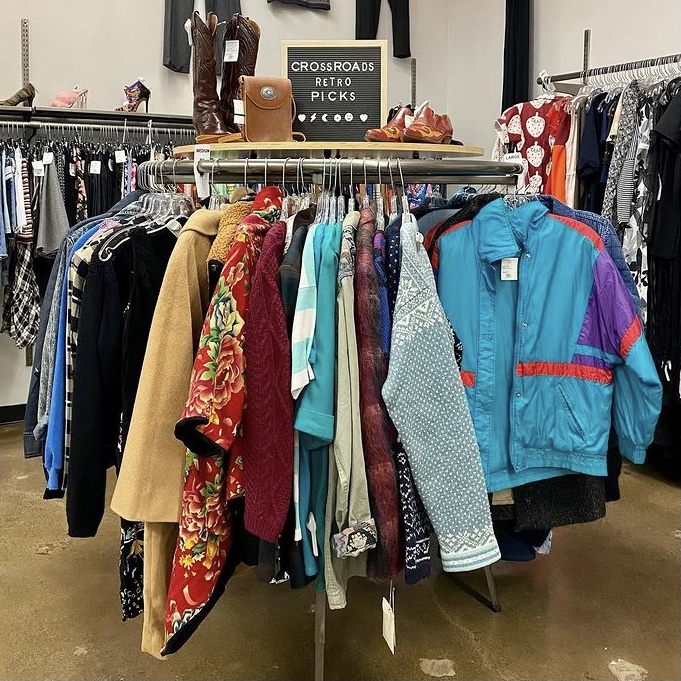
109, 208, 223, 657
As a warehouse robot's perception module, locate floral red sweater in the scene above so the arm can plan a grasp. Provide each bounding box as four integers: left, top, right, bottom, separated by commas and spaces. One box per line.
163, 187, 282, 655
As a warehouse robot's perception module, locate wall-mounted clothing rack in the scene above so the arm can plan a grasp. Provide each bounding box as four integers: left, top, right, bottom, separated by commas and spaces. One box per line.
0, 104, 194, 129
137, 157, 524, 189
537, 51, 681, 86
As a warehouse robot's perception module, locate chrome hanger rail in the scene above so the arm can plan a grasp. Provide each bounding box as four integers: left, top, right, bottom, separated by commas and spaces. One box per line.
0, 104, 193, 128
537, 52, 681, 85
137, 157, 524, 189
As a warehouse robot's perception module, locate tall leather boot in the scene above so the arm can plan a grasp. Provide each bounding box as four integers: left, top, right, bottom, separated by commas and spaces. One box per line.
191, 11, 228, 141
220, 14, 260, 134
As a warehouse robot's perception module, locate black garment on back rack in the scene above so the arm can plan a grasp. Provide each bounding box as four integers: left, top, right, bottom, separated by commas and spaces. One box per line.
646, 88, 681, 402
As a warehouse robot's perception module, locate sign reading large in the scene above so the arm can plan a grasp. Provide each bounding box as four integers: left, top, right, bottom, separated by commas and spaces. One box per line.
282, 40, 387, 142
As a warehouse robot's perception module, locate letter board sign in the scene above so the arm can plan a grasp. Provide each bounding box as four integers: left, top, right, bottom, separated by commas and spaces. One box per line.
282, 40, 387, 142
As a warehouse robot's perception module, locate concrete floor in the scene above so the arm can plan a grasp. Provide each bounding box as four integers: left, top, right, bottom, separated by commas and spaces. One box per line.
0, 422, 678, 681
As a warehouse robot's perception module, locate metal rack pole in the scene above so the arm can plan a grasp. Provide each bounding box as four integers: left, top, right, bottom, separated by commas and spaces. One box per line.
536, 51, 681, 85
138, 158, 523, 187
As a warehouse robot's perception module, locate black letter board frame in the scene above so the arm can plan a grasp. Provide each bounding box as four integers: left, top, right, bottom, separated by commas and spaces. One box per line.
282, 40, 387, 142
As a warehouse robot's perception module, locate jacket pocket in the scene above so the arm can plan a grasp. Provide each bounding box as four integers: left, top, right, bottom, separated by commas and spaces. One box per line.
556, 383, 587, 441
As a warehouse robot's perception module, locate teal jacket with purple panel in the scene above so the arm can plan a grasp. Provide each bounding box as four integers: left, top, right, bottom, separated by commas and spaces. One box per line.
436, 198, 662, 492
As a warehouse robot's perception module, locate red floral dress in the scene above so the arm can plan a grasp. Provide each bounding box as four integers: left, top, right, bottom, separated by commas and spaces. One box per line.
163, 187, 282, 654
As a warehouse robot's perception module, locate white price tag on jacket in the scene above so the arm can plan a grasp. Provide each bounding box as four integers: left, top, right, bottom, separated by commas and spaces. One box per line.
42, 151, 54, 165
223, 39, 240, 62
501, 258, 518, 281
115, 149, 127, 164
31, 161, 44, 177
193, 145, 212, 199
89, 160, 101, 175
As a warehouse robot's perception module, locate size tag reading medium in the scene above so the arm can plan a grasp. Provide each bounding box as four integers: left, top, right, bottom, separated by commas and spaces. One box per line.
501, 258, 519, 281
193, 145, 212, 199
115, 149, 127, 164
224, 39, 239, 62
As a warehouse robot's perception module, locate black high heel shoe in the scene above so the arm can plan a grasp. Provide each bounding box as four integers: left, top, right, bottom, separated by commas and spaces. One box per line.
0, 83, 36, 107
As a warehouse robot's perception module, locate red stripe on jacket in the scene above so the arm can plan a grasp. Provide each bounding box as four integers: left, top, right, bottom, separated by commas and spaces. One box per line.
516, 361, 613, 384
620, 317, 642, 359
460, 370, 475, 387
551, 214, 604, 252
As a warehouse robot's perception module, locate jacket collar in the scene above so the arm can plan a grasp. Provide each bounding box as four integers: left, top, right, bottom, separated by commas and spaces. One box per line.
182, 208, 224, 237
472, 198, 549, 262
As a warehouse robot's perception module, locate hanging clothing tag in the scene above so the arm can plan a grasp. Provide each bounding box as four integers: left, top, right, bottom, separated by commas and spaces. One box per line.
233, 99, 245, 125
500, 258, 518, 281
193, 144, 212, 199
224, 39, 240, 62
492, 489, 514, 505
306, 513, 319, 557
31, 161, 44, 177
115, 149, 127, 164
42, 151, 54, 165
503, 152, 523, 163
381, 581, 396, 654
69, 163, 76, 177
89, 160, 101, 175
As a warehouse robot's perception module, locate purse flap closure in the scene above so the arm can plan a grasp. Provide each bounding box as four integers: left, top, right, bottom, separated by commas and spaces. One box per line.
241, 76, 291, 111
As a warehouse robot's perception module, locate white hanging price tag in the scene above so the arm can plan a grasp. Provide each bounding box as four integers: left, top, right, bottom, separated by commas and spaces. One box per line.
115, 149, 127, 164
32, 161, 45, 177
233, 98, 245, 125
381, 582, 396, 654
223, 39, 239, 62
193, 145, 212, 199
89, 160, 101, 175
69, 163, 76, 177
501, 258, 519, 281
42, 151, 54, 165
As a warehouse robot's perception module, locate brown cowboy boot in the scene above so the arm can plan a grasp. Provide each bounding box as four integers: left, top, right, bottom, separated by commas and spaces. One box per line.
219, 14, 260, 133
191, 11, 228, 141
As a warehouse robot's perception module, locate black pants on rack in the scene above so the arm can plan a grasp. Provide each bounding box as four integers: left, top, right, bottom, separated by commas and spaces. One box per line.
356, 0, 411, 59
501, 0, 531, 111
163, 0, 242, 73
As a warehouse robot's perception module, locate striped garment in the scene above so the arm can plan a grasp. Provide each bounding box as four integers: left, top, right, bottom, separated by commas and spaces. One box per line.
290, 222, 318, 399
63, 219, 118, 488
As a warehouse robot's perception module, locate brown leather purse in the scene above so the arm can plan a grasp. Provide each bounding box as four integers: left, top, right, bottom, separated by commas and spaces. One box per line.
238, 75, 304, 142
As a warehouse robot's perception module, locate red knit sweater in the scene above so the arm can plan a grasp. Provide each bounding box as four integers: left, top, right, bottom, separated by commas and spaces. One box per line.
243, 220, 295, 542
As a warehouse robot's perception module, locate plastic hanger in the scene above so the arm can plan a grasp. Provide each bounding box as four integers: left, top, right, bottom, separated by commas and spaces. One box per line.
375, 160, 385, 232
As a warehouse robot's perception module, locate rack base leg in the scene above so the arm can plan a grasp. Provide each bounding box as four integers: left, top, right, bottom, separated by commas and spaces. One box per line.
484, 565, 502, 612
314, 590, 326, 681
448, 565, 502, 613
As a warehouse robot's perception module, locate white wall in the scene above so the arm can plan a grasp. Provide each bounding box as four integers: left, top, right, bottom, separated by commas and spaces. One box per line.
532, 0, 681, 98
0, 0, 449, 120
0, 329, 32, 407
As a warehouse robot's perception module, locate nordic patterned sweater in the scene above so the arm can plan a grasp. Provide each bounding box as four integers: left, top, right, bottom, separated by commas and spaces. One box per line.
382, 215, 500, 572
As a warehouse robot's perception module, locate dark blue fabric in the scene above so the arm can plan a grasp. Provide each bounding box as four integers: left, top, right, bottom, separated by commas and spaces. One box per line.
536, 195, 643, 322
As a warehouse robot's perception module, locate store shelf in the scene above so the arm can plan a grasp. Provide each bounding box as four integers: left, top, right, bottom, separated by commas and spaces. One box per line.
173, 140, 485, 158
